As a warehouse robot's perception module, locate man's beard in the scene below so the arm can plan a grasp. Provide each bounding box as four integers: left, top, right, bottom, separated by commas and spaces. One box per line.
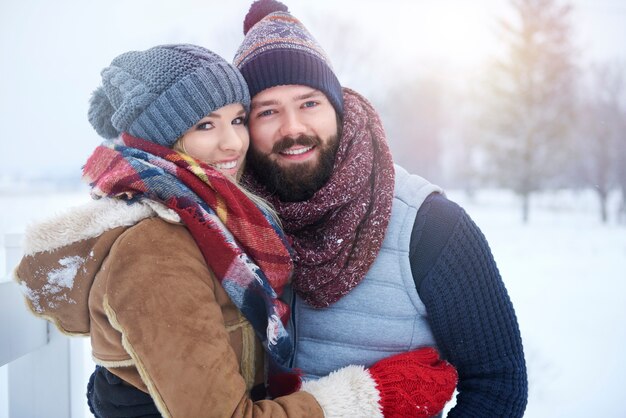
247, 133, 340, 202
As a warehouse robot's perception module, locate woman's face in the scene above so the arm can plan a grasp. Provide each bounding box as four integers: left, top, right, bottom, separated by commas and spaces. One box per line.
178, 103, 249, 179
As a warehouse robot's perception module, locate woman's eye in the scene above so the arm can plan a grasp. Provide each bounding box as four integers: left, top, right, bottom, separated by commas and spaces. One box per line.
197, 122, 214, 130
232, 116, 246, 125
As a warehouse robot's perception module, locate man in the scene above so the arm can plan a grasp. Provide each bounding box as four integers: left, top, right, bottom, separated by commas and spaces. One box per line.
234, 1, 528, 416
90, 1, 527, 416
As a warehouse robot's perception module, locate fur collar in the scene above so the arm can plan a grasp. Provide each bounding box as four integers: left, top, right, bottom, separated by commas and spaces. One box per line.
22, 198, 181, 256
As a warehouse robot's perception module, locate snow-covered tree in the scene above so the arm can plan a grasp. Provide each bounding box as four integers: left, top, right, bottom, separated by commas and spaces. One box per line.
574, 63, 625, 223
479, 0, 578, 222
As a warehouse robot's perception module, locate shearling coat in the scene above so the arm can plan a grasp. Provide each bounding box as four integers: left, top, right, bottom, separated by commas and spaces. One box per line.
14, 198, 322, 418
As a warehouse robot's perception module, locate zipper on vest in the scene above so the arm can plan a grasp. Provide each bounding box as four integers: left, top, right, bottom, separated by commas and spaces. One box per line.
288, 293, 297, 369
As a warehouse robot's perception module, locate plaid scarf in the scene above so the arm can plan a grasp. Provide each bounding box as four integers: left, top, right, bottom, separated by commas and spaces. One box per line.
245, 88, 395, 308
83, 133, 296, 378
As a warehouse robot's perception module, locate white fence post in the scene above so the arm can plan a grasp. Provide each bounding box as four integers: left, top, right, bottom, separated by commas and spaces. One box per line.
0, 281, 48, 368
8, 325, 72, 418
1, 234, 90, 418
4, 234, 23, 280
0, 364, 8, 418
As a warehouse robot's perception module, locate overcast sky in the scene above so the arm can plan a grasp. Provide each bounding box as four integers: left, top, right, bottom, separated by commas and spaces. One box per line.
1, 0, 624, 179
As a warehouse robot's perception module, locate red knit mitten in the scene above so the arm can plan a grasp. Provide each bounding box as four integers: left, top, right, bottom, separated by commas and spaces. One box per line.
368, 347, 458, 417
300, 347, 457, 418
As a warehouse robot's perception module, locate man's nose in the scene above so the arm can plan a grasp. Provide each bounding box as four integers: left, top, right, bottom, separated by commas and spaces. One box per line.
278, 110, 307, 138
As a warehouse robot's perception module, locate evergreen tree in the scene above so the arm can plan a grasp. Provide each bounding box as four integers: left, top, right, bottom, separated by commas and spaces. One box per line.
575, 63, 625, 223
480, 0, 578, 222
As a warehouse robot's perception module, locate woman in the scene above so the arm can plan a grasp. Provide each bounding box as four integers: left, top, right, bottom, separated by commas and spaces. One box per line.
14, 44, 456, 418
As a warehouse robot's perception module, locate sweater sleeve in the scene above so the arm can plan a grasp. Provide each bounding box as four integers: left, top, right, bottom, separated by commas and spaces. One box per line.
409, 194, 528, 417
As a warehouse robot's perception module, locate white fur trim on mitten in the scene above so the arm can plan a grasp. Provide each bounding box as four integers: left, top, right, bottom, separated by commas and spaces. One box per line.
300, 365, 383, 418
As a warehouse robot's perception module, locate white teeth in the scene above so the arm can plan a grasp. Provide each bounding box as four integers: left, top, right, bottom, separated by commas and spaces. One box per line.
282, 146, 313, 155
214, 160, 237, 170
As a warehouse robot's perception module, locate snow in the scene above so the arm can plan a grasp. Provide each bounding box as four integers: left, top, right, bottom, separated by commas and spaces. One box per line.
2, 188, 626, 417
46, 255, 84, 294
445, 188, 626, 418
17, 281, 42, 313
27, 255, 85, 310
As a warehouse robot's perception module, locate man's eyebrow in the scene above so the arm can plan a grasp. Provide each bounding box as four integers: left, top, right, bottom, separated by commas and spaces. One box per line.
251, 91, 324, 110
293, 91, 323, 101
251, 99, 280, 110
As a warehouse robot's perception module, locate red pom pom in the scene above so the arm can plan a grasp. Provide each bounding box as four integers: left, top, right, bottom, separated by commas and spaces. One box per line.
243, 0, 289, 35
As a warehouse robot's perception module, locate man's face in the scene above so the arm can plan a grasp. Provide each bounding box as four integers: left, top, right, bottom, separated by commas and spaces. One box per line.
247, 85, 340, 202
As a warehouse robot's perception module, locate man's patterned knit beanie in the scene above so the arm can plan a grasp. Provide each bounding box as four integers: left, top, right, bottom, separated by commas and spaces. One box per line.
88, 44, 250, 148
233, 0, 343, 117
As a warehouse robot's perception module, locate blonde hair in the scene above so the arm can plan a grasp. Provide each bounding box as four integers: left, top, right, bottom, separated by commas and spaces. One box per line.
172, 138, 282, 228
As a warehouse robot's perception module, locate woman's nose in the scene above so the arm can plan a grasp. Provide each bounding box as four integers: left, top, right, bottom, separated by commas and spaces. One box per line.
220, 127, 245, 152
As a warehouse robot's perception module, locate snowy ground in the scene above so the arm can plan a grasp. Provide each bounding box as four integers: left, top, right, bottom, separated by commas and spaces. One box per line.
2, 187, 625, 417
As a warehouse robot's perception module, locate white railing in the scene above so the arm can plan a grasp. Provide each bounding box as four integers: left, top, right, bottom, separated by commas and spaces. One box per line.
1, 234, 92, 418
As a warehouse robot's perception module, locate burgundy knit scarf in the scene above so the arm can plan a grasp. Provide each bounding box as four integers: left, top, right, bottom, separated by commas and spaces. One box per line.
246, 88, 395, 308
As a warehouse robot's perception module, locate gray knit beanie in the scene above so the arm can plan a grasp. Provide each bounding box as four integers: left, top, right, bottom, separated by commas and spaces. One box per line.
88, 44, 250, 147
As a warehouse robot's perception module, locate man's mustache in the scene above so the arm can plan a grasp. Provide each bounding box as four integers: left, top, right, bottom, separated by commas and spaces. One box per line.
272, 135, 322, 154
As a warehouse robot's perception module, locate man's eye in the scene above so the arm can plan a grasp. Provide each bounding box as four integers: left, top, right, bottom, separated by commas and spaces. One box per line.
303, 101, 318, 108
256, 109, 275, 118
197, 122, 214, 130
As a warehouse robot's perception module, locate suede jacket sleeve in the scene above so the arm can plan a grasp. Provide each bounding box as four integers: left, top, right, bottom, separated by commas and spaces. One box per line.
410, 193, 528, 417
98, 218, 322, 418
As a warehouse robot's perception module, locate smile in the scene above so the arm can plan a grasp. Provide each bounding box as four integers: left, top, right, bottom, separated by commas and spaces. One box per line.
280, 146, 314, 156
213, 160, 238, 170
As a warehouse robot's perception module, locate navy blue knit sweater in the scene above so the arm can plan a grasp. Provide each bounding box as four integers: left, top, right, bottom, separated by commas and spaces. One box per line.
410, 193, 528, 417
